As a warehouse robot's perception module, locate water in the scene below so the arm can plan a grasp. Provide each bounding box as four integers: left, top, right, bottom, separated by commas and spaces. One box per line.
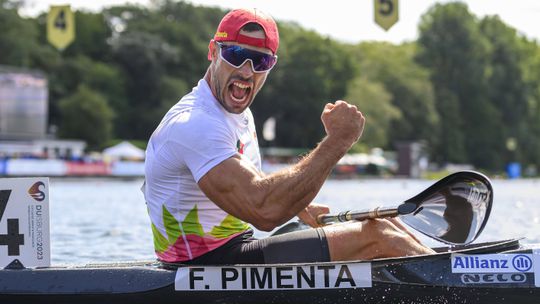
48, 177, 540, 265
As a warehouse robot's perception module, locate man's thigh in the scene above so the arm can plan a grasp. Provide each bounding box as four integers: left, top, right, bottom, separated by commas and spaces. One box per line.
186, 228, 330, 264
254, 227, 330, 263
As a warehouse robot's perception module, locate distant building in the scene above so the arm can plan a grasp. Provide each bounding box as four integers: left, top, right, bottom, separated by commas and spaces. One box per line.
0, 65, 85, 159
0, 66, 48, 139
396, 141, 428, 178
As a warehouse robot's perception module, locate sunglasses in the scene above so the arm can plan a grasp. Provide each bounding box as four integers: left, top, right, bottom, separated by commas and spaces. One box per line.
216, 42, 278, 73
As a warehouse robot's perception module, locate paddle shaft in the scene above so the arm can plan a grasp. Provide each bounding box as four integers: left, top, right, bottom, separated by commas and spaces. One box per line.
294, 171, 492, 245
317, 206, 400, 225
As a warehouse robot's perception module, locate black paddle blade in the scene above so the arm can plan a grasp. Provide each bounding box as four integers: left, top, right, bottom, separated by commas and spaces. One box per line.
401, 171, 493, 245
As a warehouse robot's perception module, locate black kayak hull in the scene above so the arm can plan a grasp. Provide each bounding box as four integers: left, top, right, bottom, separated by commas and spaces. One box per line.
1, 239, 539, 304
2, 286, 539, 304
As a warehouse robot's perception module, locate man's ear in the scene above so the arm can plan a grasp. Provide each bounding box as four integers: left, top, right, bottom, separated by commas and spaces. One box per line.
207, 39, 216, 61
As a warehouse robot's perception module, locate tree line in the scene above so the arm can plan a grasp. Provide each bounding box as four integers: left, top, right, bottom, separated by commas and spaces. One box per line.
1, 0, 540, 172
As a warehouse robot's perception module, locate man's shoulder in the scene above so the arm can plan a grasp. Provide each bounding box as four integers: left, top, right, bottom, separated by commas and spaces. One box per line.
166, 103, 227, 130
152, 80, 233, 144
166, 90, 226, 128
157, 102, 231, 144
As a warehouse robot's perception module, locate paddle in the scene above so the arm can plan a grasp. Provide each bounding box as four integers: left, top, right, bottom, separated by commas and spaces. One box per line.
273, 171, 493, 245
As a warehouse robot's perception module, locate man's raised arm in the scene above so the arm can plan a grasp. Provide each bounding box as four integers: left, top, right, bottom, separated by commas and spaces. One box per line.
198, 100, 365, 231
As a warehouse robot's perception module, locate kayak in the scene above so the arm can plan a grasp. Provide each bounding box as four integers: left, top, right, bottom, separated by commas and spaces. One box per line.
1, 238, 539, 304
1, 173, 536, 303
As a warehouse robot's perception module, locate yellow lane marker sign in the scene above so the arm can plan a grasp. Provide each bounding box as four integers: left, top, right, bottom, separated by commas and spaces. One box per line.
374, 0, 399, 31
47, 5, 75, 50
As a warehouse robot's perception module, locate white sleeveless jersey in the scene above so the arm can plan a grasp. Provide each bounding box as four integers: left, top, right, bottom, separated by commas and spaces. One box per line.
144, 79, 261, 262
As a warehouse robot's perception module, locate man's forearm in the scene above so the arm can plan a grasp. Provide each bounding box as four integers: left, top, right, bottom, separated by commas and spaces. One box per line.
255, 135, 350, 224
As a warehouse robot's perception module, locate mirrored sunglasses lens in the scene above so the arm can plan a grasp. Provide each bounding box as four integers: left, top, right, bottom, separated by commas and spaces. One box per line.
220, 45, 275, 71
221, 46, 246, 66
253, 55, 276, 71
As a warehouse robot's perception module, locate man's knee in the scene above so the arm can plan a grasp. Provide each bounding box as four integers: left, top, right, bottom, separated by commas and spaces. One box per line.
359, 219, 401, 239
324, 219, 432, 261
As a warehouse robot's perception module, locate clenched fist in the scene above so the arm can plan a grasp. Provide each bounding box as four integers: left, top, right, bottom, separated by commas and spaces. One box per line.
321, 100, 365, 149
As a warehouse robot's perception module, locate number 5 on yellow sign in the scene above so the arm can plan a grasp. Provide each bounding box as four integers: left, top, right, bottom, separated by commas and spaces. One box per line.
374, 0, 399, 31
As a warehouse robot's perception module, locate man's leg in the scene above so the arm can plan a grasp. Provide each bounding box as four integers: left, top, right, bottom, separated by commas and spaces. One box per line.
185, 229, 331, 265
184, 220, 434, 265
322, 219, 435, 261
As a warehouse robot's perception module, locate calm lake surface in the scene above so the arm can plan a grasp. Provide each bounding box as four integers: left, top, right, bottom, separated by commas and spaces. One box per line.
49, 177, 540, 265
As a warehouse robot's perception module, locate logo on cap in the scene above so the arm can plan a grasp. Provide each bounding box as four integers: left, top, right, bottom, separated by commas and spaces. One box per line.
216, 31, 228, 38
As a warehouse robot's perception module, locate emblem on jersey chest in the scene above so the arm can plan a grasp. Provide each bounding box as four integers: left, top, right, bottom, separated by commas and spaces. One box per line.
236, 140, 245, 154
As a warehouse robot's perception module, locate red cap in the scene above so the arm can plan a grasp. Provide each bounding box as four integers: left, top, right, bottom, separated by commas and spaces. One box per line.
208, 8, 279, 60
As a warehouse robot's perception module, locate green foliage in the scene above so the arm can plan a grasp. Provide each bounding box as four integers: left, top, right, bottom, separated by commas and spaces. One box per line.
63, 11, 112, 61
1, 0, 24, 10
58, 85, 114, 149
520, 40, 540, 168
344, 77, 400, 148
2, 1, 540, 171
0, 3, 41, 66
46, 56, 126, 133
479, 16, 531, 165
158, 76, 189, 112
350, 42, 439, 148
253, 24, 355, 148
110, 30, 180, 138
417, 2, 503, 169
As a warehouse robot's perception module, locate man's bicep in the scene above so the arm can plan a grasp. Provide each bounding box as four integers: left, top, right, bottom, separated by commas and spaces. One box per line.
198, 155, 263, 221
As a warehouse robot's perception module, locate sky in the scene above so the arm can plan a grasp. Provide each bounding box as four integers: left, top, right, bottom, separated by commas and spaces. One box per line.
19, 0, 540, 44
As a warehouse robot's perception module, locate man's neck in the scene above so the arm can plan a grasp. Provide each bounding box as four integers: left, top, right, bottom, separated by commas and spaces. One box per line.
203, 68, 215, 98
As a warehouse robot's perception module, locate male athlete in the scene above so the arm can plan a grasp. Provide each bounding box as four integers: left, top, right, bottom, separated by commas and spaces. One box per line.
144, 8, 433, 264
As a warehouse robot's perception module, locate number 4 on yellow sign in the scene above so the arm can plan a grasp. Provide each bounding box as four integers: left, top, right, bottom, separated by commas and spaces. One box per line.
374, 0, 399, 31
47, 5, 75, 51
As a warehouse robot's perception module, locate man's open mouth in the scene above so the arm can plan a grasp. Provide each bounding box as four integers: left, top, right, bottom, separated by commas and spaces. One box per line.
229, 81, 252, 103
